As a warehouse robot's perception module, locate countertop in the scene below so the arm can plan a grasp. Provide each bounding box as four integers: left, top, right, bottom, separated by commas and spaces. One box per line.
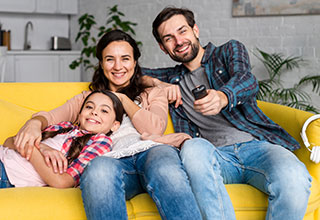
7, 50, 81, 55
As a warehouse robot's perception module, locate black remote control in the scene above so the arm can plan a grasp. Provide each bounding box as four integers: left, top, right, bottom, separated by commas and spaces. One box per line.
192, 85, 207, 100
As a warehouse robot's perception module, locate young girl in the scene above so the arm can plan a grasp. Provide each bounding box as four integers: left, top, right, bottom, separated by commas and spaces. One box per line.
0, 90, 123, 189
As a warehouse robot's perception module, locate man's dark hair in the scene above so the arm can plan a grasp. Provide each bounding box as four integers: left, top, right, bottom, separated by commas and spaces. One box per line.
152, 6, 195, 44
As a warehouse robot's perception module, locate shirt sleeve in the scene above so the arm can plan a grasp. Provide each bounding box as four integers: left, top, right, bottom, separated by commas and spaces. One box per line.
32, 91, 91, 126
142, 67, 171, 83
66, 134, 112, 185
218, 40, 259, 111
131, 87, 168, 135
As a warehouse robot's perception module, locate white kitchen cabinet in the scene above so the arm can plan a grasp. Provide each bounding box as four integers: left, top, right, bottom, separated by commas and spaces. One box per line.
36, 0, 58, 14
5, 51, 81, 82
59, 55, 81, 82
4, 55, 15, 82
15, 55, 59, 82
57, 0, 78, 14
0, 0, 35, 13
0, 0, 78, 15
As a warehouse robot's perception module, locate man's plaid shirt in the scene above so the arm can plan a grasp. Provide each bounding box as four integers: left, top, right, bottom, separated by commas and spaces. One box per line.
142, 40, 300, 151
43, 121, 112, 184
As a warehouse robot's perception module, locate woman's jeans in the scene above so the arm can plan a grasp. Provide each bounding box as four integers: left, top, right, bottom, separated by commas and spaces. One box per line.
180, 138, 312, 220
80, 144, 202, 220
0, 160, 14, 188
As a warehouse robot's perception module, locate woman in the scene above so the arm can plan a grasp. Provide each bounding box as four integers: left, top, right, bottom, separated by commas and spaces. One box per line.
13, 30, 201, 220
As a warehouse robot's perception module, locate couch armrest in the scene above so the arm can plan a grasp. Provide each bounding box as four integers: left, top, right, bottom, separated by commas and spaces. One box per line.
257, 101, 320, 182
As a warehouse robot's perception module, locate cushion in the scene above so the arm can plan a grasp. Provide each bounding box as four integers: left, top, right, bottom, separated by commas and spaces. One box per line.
0, 99, 35, 144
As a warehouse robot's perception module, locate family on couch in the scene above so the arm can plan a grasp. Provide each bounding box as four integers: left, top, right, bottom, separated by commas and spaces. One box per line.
0, 6, 312, 220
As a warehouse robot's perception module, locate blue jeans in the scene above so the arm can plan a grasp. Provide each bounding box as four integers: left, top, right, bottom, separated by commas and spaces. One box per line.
0, 160, 14, 188
180, 138, 312, 220
80, 144, 202, 220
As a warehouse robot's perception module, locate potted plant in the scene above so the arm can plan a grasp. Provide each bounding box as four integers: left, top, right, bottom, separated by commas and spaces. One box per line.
255, 48, 320, 113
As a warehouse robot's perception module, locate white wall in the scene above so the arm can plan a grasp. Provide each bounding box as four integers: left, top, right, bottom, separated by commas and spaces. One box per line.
70, 0, 320, 109
0, 12, 69, 50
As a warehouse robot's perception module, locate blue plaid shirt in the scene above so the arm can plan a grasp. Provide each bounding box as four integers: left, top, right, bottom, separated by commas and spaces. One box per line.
142, 40, 300, 151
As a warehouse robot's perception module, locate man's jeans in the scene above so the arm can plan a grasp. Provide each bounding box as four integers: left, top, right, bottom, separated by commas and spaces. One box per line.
0, 160, 14, 188
80, 144, 202, 220
180, 138, 312, 220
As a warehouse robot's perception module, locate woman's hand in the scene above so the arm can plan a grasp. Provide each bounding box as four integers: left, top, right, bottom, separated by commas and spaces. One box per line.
113, 92, 140, 119
14, 118, 42, 160
112, 92, 124, 102
13, 116, 47, 160
141, 75, 182, 108
156, 81, 182, 108
39, 144, 68, 174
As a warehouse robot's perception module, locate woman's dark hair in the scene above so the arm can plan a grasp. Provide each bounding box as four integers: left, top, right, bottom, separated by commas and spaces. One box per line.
89, 29, 149, 103
152, 7, 195, 44
42, 90, 124, 165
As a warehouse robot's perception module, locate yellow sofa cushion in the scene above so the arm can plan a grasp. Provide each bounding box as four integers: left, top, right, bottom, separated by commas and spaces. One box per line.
0, 187, 162, 220
0, 99, 35, 143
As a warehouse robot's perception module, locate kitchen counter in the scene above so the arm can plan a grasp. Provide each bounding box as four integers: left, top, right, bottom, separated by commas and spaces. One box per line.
7, 50, 81, 55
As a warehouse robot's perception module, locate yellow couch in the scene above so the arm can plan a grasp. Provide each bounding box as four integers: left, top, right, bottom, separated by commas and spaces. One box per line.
0, 82, 319, 220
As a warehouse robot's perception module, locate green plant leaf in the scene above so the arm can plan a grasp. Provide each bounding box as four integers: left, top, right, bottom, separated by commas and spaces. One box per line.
69, 60, 80, 69
298, 75, 320, 94
78, 13, 89, 24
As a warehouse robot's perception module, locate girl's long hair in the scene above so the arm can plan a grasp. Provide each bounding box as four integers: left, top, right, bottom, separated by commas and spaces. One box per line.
41, 90, 124, 165
89, 29, 149, 103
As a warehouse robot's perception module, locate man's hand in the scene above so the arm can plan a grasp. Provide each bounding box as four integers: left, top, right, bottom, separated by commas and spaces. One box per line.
14, 118, 43, 160
39, 144, 68, 174
194, 90, 228, 115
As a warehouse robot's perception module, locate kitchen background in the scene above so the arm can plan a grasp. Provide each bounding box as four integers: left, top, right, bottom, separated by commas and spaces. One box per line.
0, 0, 319, 110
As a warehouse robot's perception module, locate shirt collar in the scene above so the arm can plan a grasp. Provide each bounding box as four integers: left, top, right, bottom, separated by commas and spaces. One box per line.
74, 124, 91, 135
177, 42, 215, 76
201, 42, 215, 65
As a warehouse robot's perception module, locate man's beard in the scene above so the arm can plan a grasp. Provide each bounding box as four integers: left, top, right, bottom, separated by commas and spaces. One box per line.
169, 40, 200, 63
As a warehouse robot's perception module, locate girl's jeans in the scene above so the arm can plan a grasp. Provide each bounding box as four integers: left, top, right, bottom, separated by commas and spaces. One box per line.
80, 144, 202, 220
0, 160, 14, 188
180, 138, 312, 220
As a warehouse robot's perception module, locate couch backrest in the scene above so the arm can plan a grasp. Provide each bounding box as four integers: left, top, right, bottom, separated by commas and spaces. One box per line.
0, 82, 90, 112
0, 82, 317, 148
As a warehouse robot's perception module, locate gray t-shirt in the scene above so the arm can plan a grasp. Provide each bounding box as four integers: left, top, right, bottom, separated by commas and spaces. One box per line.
179, 67, 254, 147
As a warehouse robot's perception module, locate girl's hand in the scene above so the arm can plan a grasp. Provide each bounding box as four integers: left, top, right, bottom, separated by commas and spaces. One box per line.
14, 118, 43, 160
39, 144, 68, 174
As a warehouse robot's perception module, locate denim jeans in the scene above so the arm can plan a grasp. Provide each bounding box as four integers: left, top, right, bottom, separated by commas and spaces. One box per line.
0, 160, 14, 188
180, 138, 312, 220
80, 144, 202, 220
